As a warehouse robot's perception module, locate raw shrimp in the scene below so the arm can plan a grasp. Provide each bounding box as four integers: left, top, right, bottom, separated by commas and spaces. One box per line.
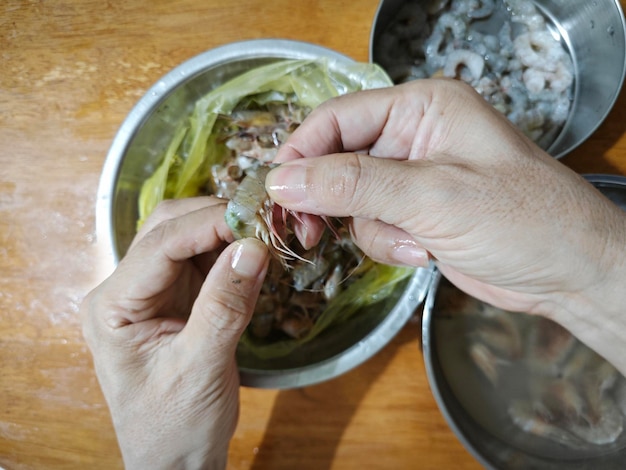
514, 31, 567, 73
210, 162, 243, 199
473, 74, 500, 98
474, 304, 523, 359
510, 108, 545, 141
225, 165, 308, 269
521, 67, 547, 94
375, 0, 575, 150
385, 63, 429, 84
292, 252, 330, 292
533, 378, 586, 422
323, 265, 344, 301
525, 316, 576, 376
425, 11, 469, 70
279, 311, 314, 339
507, 400, 583, 448
228, 180, 358, 341
215, 102, 407, 347
467, 0, 495, 19
443, 49, 485, 83
547, 61, 574, 94
570, 399, 624, 445
498, 21, 515, 58
504, 0, 546, 31
435, 278, 626, 451
484, 50, 509, 75
450, 0, 477, 15
469, 342, 506, 385
438, 11, 468, 39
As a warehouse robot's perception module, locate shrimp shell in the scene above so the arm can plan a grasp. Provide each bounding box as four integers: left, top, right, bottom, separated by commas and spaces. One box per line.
225, 165, 309, 269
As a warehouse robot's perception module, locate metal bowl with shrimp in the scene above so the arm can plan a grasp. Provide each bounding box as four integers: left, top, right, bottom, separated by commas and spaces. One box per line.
421, 175, 626, 469
96, 39, 435, 389
370, 0, 626, 158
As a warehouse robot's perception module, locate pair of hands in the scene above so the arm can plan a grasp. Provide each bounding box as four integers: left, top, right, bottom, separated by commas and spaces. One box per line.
81, 79, 626, 468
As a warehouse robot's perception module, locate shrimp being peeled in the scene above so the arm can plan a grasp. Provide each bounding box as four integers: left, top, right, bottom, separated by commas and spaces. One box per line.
137, 59, 413, 358
218, 106, 404, 346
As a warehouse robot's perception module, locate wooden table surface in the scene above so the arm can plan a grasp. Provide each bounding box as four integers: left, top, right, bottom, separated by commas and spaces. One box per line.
1, 1, 625, 468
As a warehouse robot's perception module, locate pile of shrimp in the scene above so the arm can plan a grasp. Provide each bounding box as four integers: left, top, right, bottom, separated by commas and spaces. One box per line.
374, 0, 574, 149
208, 104, 369, 340
437, 281, 626, 450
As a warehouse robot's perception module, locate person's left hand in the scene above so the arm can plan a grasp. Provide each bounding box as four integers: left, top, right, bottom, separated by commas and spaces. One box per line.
81, 197, 269, 470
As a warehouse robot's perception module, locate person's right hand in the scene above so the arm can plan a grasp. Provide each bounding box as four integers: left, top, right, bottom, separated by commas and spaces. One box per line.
266, 79, 626, 370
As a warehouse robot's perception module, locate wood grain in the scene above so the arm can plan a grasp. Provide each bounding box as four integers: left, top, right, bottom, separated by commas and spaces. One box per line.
1, 1, 624, 468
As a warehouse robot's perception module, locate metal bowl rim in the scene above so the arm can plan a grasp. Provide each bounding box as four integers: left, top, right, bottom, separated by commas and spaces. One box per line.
421, 269, 499, 469
583, 173, 626, 187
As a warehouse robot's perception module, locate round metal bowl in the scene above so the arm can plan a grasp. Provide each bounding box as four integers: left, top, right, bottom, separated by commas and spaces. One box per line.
422, 174, 626, 469
96, 39, 434, 389
369, 0, 626, 158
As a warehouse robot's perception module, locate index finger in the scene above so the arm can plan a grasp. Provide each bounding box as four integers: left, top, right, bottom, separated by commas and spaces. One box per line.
128, 202, 233, 266
130, 196, 226, 251
97, 203, 234, 323
274, 80, 437, 163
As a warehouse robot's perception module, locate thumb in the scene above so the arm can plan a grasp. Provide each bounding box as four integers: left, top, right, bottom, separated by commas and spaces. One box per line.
181, 238, 269, 359
266, 153, 431, 230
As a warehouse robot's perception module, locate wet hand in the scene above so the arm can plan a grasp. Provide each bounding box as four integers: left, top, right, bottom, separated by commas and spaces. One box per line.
268, 79, 626, 319
81, 197, 269, 470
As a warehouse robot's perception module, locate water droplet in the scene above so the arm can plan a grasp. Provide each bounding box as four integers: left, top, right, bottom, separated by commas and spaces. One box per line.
590, 20, 595, 29
608, 25, 615, 36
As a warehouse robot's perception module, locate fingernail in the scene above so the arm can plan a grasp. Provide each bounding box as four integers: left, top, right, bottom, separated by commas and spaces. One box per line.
266, 162, 308, 204
294, 221, 309, 249
391, 242, 430, 268
231, 239, 269, 278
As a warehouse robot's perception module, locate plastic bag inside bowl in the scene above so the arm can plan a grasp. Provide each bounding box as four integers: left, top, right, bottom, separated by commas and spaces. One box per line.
138, 58, 393, 224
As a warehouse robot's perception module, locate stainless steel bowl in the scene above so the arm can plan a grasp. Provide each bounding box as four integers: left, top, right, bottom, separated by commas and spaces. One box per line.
96, 39, 434, 389
422, 174, 626, 469
369, 0, 626, 158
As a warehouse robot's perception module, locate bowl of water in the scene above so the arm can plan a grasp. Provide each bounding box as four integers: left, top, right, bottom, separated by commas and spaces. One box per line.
421, 174, 626, 469
370, 0, 626, 158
